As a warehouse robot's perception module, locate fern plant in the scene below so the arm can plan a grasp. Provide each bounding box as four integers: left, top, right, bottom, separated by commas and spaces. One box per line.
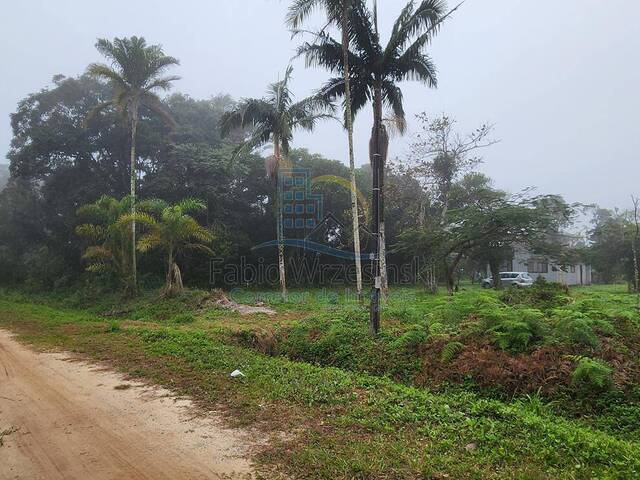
570, 356, 613, 391
441, 341, 464, 363
552, 310, 614, 348
485, 308, 547, 352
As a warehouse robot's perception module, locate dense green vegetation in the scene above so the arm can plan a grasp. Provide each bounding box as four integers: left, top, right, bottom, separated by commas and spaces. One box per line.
1, 283, 639, 478
1, 0, 639, 477
3, 2, 637, 298
0, 163, 8, 190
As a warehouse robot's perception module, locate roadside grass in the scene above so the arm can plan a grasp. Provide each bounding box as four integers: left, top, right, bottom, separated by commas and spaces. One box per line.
1, 286, 640, 479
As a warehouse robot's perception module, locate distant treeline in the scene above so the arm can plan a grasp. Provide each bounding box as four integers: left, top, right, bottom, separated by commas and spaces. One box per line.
0, 74, 636, 291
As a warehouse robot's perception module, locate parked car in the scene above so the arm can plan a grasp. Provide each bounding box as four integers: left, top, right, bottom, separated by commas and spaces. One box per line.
482, 272, 534, 288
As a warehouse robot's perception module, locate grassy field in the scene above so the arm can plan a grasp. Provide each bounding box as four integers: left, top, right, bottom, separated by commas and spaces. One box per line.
1, 282, 639, 479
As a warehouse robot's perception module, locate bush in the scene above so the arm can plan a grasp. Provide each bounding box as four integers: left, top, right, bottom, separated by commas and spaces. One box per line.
106, 321, 121, 333
171, 312, 196, 324
481, 308, 548, 352
552, 310, 614, 347
388, 324, 429, 352
499, 277, 571, 310
440, 341, 464, 362
571, 356, 613, 391
21, 246, 71, 290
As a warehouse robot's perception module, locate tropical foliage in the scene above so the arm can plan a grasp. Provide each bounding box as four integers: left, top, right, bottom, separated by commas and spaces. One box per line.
86, 36, 180, 291
75, 195, 138, 289
220, 66, 333, 300
137, 198, 214, 295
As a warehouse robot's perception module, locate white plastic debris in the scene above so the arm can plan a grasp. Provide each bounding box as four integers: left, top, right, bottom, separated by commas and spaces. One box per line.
230, 369, 245, 378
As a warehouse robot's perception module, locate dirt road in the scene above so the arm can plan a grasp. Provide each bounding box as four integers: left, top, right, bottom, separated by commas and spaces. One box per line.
0, 330, 254, 479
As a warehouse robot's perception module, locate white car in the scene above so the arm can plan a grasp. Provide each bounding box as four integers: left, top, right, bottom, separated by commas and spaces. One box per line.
482, 272, 534, 288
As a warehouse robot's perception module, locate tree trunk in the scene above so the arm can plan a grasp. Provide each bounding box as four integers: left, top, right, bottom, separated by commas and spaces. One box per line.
423, 257, 437, 293
445, 264, 455, 295
164, 249, 184, 296
445, 253, 464, 295
368, 79, 385, 334
274, 139, 288, 302
341, 4, 363, 300
489, 259, 502, 290
129, 101, 139, 295
166, 250, 173, 293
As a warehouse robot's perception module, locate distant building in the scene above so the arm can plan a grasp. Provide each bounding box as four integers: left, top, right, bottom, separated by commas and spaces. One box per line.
487, 234, 592, 286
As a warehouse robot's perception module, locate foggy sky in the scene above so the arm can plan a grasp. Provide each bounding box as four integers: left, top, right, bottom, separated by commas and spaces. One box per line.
1, 0, 638, 209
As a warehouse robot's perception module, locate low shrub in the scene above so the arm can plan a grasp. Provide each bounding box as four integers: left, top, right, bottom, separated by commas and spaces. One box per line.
440, 341, 464, 362
480, 307, 548, 352
499, 277, 571, 310
571, 356, 613, 392
551, 310, 614, 347
170, 312, 196, 324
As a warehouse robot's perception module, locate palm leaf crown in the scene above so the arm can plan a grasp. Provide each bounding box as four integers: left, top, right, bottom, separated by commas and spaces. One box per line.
295, 0, 448, 128
86, 36, 180, 124
220, 66, 334, 175
136, 198, 214, 255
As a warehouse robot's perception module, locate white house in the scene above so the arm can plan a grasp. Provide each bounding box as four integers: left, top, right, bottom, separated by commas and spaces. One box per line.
487, 234, 592, 286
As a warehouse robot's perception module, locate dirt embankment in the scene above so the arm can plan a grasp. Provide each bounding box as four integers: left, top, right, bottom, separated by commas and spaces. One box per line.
0, 330, 254, 480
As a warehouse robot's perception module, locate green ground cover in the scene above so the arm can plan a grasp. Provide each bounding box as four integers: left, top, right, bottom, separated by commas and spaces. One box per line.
0, 282, 639, 479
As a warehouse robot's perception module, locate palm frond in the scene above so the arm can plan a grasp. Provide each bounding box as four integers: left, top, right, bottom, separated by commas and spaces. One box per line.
184, 243, 215, 256
145, 75, 181, 92
82, 245, 113, 261
384, 0, 446, 61
286, 0, 325, 28
381, 79, 406, 133
176, 198, 207, 214
75, 224, 105, 241
349, 0, 380, 61
83, 100, 116, 126
145, 54, 180, 80
137, 232, 162, 253
138, 198, 169, 215
86, 63, 128, 89
220, 98, 274, 138
115, 212, 156, 230
395, 52, 437, 86
296, 35, 346, 73
141, 91, 176, 128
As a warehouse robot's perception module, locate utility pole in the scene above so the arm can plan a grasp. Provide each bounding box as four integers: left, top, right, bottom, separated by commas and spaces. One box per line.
369, 148, 381, 334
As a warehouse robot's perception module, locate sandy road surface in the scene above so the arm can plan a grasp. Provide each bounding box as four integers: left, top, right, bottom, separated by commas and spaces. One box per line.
0, 330, 253, 479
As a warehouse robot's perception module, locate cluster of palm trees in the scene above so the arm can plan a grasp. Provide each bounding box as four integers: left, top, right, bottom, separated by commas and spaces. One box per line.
76, 196, 213, 296
84, 0, 455, 332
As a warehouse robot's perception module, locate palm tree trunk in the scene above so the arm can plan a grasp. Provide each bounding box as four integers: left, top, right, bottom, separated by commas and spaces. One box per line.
129, 101, 139, 294
341, 3, 363, 300
274, 139, 288, 302
368, 79, 384, 334
380, 222, 388, 295
166, 248, 174, 294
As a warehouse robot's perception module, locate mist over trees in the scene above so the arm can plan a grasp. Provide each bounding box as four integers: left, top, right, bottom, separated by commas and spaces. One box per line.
0, 68, 637, 293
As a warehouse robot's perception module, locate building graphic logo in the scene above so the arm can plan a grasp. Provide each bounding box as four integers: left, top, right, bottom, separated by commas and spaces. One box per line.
252, 167, 372, 260
280, 168, 323, 231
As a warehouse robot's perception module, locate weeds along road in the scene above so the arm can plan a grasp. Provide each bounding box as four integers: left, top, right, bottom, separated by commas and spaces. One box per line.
0, 330, 253, 480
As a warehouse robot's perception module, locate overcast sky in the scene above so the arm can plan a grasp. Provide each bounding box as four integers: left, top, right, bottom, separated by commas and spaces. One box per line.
1, 0, 638, 209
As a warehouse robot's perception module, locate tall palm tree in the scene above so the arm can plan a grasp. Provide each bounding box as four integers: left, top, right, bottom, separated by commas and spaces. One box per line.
86, 36, 180, 293
220, 67, 333, 301
297, 0, 452, 332
287, 0, 365, 300
137, 198, 214, 296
